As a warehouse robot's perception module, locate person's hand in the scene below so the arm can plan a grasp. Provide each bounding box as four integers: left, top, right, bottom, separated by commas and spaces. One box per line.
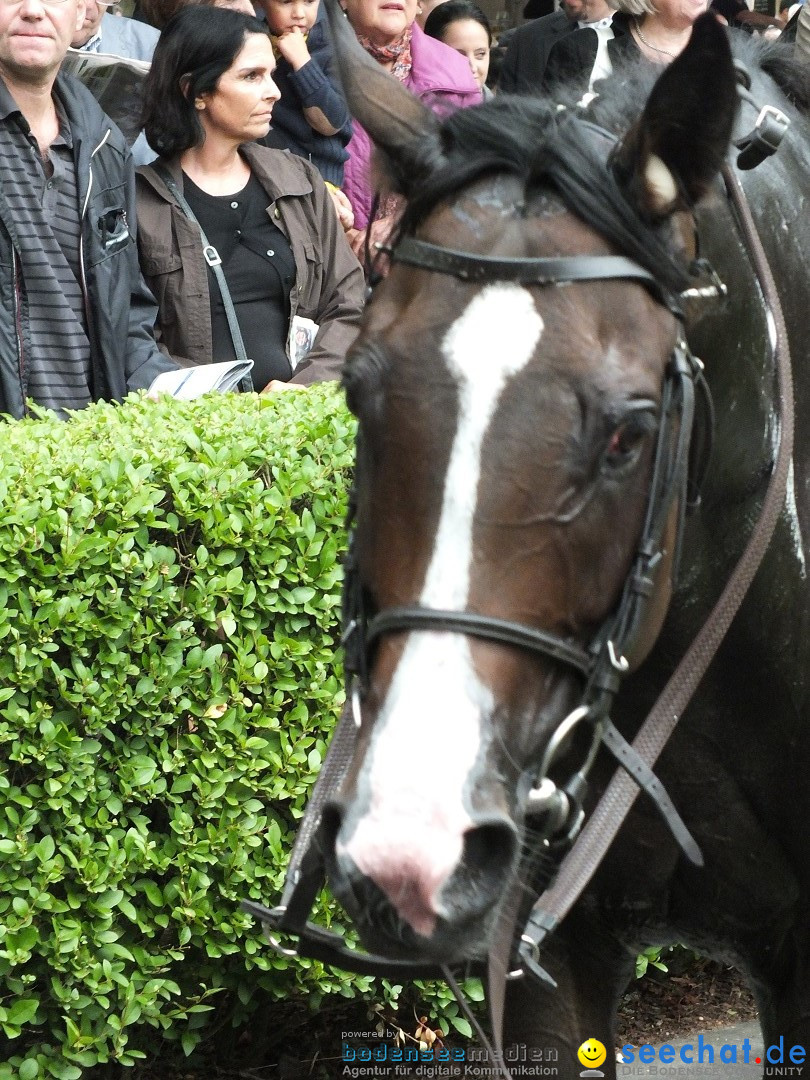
275, 28, 311, 70
345, 227, 364, 261
327, 186, 355, 231
261, 379, 307, 394
347, 216, 395, 270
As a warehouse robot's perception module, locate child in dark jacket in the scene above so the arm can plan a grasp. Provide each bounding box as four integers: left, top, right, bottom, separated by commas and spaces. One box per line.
257, 0, 352, 191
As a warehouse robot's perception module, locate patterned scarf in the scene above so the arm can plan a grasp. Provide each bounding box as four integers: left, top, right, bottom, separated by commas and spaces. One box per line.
357, 27, 413, 223
357, 27, 413, 81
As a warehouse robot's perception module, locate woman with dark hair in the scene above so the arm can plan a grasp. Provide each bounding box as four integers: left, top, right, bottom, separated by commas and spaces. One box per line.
136, 6, 364, 391
424, 0, 493, 97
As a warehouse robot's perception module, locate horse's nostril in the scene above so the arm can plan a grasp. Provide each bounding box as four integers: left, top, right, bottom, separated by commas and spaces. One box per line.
443, 817, 519, 920
463, 818, 518, 872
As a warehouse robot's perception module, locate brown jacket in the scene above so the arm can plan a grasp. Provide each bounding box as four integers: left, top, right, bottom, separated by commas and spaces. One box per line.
135, 144, 364, 384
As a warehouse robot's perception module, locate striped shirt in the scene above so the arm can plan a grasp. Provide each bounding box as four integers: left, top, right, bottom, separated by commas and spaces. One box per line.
0, 81, 92, 415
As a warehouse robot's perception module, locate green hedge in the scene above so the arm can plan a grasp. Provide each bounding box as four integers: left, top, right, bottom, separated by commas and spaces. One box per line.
0, 387, 378, 1077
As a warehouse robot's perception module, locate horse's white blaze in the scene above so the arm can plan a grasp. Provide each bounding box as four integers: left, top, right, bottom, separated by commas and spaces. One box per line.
422, 285, 545, 607
341, 286, 544, 934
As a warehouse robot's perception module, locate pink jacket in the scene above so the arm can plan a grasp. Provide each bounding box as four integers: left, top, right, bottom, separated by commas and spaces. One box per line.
344, 22, 480, 230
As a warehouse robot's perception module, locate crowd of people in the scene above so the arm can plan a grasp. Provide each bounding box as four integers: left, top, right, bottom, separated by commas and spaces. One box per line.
0, 0, 802, 418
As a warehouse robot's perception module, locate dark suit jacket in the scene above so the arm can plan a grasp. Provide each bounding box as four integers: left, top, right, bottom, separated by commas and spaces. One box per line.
498, 10, 578, 94
543, 12, 639, 93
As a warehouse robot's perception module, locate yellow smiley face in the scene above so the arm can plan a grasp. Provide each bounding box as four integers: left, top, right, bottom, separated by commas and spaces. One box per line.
577, 1039, 607, 1069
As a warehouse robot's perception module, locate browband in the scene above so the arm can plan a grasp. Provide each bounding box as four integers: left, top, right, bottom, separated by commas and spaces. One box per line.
389, 236, 682, 315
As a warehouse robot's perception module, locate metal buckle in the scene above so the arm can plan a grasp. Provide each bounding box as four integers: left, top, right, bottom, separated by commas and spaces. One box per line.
537, 704, 591, 780
755, 103, 789, 145
681, 263, 727, 301
607, 640, 629, 672
350, 682, 362, 730
256, 906, 300, 958
203, 244, 222, 267
518, 934, 558, 988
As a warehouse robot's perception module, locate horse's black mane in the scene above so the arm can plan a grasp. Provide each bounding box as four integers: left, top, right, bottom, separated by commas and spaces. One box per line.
738, 33, 810, 113
399, 72, 693, 295
398, 38, 809, 298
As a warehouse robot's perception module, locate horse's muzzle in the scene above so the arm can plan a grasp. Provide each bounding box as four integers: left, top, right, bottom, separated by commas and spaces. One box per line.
323, 800, 520, 961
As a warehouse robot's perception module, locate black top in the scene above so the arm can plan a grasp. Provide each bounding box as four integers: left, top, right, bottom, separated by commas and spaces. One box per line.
544, 12, 641, 94
183, 171, 296, 390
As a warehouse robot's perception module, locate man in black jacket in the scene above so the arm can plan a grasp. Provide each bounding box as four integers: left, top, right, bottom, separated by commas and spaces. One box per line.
0, 0, 175, 418
498, 0, 614, 94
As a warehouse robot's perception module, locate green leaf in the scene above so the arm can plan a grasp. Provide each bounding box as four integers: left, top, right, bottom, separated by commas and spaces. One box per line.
181, 1030, 199, 1057
47, 1062, 82, 1080
35, 835, 55, 861
142, 881, 163, 906
463, 977, 486, 1002
225, 566, 243, 590
8, 998, 39, 1026
450, 1016, 473, 1038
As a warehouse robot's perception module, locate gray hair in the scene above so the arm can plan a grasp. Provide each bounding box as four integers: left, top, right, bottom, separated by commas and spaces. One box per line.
612, 0, 658, 16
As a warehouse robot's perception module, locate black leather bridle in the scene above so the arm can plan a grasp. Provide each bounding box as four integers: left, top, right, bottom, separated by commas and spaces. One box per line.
243, 231, 717, 983
343, 236, 710, 867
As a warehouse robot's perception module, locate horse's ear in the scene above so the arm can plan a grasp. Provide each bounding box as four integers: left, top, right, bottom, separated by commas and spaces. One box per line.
323, 0, 446, 196
612, 14, 737, 217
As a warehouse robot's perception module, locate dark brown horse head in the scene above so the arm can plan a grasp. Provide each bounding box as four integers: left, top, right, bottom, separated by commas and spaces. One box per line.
324, 13, 738, 962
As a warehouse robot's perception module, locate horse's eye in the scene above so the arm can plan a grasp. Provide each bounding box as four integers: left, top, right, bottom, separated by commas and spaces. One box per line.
603, 419, 648, 471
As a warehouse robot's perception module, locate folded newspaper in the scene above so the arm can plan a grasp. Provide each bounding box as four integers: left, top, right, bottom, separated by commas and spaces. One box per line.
61, 49, 150, 147
148, 360, 254, 400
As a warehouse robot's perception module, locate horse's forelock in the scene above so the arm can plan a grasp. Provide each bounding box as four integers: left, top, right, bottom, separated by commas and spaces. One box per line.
399, 87, 692, 297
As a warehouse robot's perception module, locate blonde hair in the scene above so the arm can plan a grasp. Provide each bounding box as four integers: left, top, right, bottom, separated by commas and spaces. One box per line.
612, 0, 659, 16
